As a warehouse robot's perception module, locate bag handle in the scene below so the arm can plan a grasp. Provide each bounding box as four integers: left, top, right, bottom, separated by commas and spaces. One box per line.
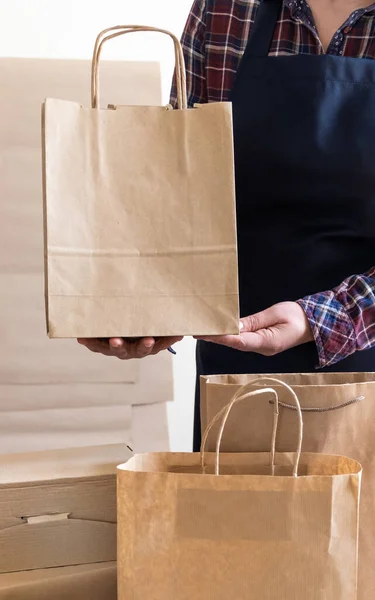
269, 395, 365, 413
201, 387, 280, 475
201, 378, 303, 477
91, 25, 187, 110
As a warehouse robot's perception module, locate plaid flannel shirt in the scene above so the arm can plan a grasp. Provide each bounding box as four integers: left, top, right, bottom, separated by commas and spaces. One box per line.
170, 0, 375, 367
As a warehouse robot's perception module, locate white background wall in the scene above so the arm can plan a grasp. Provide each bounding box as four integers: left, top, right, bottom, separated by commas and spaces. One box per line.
0, 0, 197, 452
0, 0, 192, 102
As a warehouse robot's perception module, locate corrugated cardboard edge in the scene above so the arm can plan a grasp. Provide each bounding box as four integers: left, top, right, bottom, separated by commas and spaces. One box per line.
41, 101, 49, 336
0, 443, 131, 486
0, 560, 117, 598
0, 473, 116, 491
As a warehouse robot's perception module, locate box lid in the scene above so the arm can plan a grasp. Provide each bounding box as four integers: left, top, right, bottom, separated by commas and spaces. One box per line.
0, 444, 131, 573
0, 443, 131, 486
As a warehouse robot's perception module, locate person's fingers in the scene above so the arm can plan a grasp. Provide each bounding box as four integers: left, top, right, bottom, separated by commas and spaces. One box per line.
106, 337, 128, 358
195, 334, 241, 347
196, 302, 311, 356
195, 304, 282, 352
109, 338, 125, 349
78, 336, 184, 360
78, 337, 129, 358
195, 333, 254, 350
240, 305, 281, 333
151, 336, 184, 354
77, 338, 113, 356
242, 329, 280, 355
196, 329, 280, 353
83, 337, 156, 359
194, 306, 279, 347
78, 338, 104, 351
107, 337, 155, 359
78, 338, 96, 348
132, 337, 156, 358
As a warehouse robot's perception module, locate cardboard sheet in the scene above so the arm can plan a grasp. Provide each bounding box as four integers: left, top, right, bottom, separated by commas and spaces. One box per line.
0, 57, 162, 275
132, 402, 170, 452
0, 57, 173, 453
0, 443, 131, 484
0, 561, 117, 599
0, 403, 133, 453
0, 57, 164, 385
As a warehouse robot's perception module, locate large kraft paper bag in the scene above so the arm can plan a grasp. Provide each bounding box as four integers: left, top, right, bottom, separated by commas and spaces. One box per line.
200, 372, 375, 600
42, 26, 239, 338
118, 379, 361, 600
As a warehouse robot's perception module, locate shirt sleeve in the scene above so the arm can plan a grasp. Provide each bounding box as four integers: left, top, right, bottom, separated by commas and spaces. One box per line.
297, 266, 375, 368
170, 0, 208, 108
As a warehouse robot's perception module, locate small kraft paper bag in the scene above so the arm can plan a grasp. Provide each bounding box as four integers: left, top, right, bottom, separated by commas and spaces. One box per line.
42, 25, 239, 338
118, 379, 362, 600
200, 372, 375, 600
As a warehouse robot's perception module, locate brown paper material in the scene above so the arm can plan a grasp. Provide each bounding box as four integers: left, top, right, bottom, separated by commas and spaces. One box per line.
200, 372, 375, 600
0, 444, 130, 573
43, 26, 239, 338
118, 451, 361, 599
118, 380, 361, 600
0, 57, 143, 384
0, 562, 117, 600
0, 55, 175, 452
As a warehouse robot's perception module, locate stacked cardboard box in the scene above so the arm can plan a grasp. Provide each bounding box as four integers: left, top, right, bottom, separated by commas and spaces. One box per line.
0, 444, 130, 599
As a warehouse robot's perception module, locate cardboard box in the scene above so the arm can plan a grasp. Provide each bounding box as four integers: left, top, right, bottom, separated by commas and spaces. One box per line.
0, 561, 117, 599
0, 444, 130, 573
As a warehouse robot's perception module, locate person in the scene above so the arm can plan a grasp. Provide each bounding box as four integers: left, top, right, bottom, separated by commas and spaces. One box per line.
79, 0, 375, 450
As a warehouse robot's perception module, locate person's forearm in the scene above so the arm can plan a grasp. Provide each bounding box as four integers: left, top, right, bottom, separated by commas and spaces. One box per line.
298, 267, 375, 367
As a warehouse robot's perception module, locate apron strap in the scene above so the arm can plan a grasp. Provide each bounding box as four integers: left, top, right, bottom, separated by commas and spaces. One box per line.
243, 0, 282, 58
230, 0, 282, 96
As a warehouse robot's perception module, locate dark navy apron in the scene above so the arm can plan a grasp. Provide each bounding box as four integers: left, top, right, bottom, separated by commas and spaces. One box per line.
194, 0, 375, 450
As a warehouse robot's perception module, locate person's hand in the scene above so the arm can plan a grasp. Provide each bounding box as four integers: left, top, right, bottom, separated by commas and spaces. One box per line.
77, 336, 183, 359
195, 302, 313, 355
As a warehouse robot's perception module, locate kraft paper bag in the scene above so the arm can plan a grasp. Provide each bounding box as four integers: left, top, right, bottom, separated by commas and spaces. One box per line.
42, 26, 239, 339
200, 372, 375, 600
118, 379, 361, 600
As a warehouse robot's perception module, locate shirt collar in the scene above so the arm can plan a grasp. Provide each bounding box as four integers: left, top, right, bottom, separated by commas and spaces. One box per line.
285, 0, 375, 18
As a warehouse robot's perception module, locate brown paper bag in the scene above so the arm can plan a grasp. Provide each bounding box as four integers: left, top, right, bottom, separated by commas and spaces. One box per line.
200, 372, 375, 600
118, 379, 362, 600
42, 25, 239, 338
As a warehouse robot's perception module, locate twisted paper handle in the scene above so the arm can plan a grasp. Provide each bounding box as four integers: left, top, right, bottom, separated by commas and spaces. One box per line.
91, 25, 187, 109
269, 395, 365, 412
201, 377, 304, 477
